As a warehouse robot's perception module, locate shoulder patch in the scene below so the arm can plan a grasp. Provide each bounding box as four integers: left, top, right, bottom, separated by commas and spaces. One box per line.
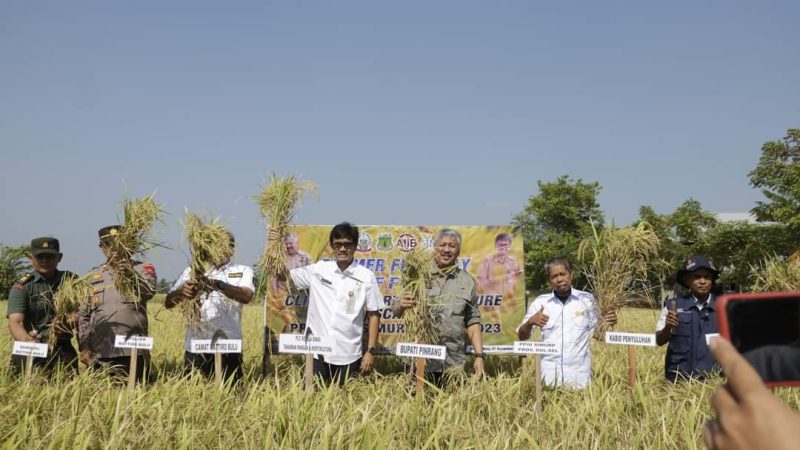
143, 263, 156, 277
228, 272, 243, 278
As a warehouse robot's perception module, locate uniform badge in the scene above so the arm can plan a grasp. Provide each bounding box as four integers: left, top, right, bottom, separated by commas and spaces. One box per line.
228, 272, 243, 278
42, 242, 49, 248
575, 309, 584, 317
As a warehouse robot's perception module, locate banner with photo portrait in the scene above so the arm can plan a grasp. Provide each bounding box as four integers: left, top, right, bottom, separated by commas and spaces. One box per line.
267, 225, 525, 352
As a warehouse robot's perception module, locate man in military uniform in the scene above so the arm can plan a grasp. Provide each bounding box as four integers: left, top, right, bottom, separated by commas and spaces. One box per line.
7, 237, 79, 375
78, 225, 157, 382
392, 229, 485, 386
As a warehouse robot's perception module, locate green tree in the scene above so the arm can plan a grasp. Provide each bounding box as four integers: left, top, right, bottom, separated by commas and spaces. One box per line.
513, 176, 604, 292
0, 244, 31, 298
698, 221, 796, 291
749, 128, 800, 228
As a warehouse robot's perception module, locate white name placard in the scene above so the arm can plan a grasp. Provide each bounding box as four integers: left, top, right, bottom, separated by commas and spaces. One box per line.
705, 333, 720, 345
467, 345, 514, 354
114, 335, 154, 350
395, 342, 447, 360
12, 341, 48, 358
605, 332, 656, 347
278, 334, 335, 356
513, 341, 560, 355
190, 339, 242, 354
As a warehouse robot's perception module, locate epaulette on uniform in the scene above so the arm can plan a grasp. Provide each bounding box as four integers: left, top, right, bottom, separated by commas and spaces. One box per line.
17, 274, 33, 285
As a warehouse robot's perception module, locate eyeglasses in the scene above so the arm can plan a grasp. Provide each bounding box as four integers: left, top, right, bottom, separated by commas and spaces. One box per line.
331, 241, 355, 250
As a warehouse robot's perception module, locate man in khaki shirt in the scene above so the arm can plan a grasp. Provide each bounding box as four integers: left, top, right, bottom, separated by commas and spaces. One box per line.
78, 225, 156, 382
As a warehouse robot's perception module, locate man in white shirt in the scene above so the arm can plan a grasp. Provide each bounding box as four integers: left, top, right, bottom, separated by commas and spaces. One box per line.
166, 232, 255, 382
517, 256, 617, 389
271, 222, 382, 386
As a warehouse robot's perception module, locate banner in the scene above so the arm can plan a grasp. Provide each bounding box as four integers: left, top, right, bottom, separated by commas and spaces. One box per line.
267, 225, 524, 350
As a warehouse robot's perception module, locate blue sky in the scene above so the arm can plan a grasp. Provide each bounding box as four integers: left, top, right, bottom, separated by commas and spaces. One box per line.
1, 1, 798, 278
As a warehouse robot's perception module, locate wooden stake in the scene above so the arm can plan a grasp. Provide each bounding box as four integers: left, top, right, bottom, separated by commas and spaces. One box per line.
128, 348, 138, 392
25, 354, 34, 380
627, 345, 636, 387
415, 357, 426, 395
261, 286, 271, 377
304, 354, 314, 391
215, 352, 223, 387
534, 354, 543, 414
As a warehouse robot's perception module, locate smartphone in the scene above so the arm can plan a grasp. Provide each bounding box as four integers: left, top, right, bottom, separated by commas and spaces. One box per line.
717, 292, 800, 387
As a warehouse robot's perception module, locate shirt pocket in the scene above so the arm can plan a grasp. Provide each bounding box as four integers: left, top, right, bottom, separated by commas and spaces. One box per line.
89, 285, 105, 308
670, 313, 693, 353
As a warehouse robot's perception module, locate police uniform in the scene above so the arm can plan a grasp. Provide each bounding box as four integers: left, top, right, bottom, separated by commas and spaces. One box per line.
7, 237, 79, 374
78, 226, 157, 381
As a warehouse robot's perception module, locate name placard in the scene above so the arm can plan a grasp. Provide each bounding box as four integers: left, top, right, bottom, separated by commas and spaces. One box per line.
190, 339, 242, 354
12, 341, 48, 358
705, 333, 720, 346
278, 334, 335, 356
395, 342, 447, 360
513, 341, 560, 355
466, 345, 514, 354
605, 332, 656, 347
114, 335, 154, 350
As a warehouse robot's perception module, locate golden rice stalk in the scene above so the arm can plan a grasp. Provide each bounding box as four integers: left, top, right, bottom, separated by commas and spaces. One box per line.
751, 256, 800, 292
255, 174, 317, 291
110, 192, 164, 301
49, 274, 92, 347
399, 247, 439, 345
577, 221, 661, 337
179, 211, 234, 327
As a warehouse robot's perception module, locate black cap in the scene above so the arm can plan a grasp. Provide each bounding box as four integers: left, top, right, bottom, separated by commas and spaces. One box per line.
31, 237, 60, 255
676, 255, 720, 288
98, 225, 122, 243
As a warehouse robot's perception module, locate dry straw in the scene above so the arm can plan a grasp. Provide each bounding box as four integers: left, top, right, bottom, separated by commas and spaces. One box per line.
751, 256, 800, 292
48, 274, 92, 346
109, 192, 164, 301
180, 211, 234, 327
255, 174, 317, 289
577, 221, 661, 337
399, 247, 439, 345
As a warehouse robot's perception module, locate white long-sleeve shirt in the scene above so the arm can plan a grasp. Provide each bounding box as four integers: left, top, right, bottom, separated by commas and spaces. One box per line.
517, 288, 600, 389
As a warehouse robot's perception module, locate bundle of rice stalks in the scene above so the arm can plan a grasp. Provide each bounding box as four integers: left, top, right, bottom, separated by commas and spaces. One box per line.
577, 221, 661, 337
109, 193, 164, 301
49, 274, 92, 346
399, 247, 439, 345
752, 256, 800, 292
179, 211, 234, 327
255, 174, 317, 292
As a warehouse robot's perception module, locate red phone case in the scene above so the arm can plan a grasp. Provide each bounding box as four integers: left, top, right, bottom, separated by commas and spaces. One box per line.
717, 292, 800, 388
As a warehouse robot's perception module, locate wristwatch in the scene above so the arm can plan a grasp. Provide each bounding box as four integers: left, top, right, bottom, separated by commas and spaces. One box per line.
367, 347, 377, 355
215, 280, 228, 291
474, 352, 486, 359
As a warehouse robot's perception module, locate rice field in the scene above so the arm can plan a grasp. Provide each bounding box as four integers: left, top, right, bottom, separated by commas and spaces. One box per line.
1, 298, 799, 449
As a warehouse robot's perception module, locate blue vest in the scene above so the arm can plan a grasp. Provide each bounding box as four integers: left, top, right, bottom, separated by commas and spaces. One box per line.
664, 295, 720, 381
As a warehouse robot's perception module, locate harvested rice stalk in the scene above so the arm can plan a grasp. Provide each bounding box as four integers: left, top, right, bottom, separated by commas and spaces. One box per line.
752, 256, 800, 292
255, 174, 317, 291
109, 193, 164, 301
577, 221, 661, 337
49, 274, 92, 347
399, 247, 439, 345
180, 211, 234, 327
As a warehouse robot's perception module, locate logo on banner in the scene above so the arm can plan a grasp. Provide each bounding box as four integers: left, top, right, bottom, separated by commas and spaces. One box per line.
420, 234, 434, 249
396, 234, 417, 251
357, 232, 373, 252
376, 233, 394, 252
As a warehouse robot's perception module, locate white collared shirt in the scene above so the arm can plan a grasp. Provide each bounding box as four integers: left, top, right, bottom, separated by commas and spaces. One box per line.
517, 288, 600, 388
291, 259, 383, 365
170, 264, 255, 351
